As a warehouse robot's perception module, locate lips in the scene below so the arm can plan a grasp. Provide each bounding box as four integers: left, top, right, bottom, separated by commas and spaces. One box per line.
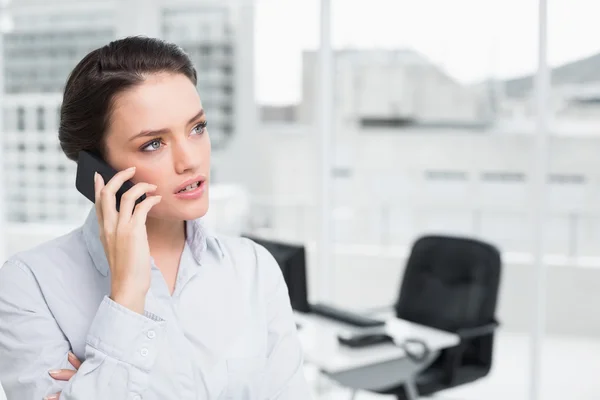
177, 181, 200, 193
174, 176, 206, 194
174, 180, 206, 200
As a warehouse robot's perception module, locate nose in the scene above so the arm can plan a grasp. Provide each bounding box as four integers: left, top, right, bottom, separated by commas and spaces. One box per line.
172, 140, 200, 174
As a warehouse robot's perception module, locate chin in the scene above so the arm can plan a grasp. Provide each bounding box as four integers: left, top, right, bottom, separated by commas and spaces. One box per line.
151, 198, 209, 221
178, 199, 209, 221
184, 201, 209, 220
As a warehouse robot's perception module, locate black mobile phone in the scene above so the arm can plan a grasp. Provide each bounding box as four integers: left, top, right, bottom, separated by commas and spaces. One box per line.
75, 150, 146, 212
337, 332, 394, 348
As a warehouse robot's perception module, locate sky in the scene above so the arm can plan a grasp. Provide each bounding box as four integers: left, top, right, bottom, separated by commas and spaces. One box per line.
254, 0, 600, 105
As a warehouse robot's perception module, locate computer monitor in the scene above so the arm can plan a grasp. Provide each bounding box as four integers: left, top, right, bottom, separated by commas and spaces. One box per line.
242, 234, 310, 313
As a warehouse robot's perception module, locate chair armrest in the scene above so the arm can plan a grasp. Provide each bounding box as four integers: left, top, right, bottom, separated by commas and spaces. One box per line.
456, 320, 499, 340
441, 320, 499, 385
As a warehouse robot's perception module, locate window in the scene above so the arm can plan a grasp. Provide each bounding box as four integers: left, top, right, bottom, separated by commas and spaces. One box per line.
360, 117, 416, 128
17, 107, 25, 131
548, 174, 585, 184
332, 167, 352, 178
200, 45, 211, 56
13, 212, 27, 222
481, 171, 526, 183
36, 106, 45, 131
425, 170, 468, 181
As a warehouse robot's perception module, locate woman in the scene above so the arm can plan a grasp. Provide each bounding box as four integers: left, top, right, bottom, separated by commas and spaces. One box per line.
0, 37, 311, 400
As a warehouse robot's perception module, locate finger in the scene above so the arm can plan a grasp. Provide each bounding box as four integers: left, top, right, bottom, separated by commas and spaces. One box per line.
44, 393, 60, 400
68, 351, 82, 369
48, 369, 76, 381
100, 167, 136, 232
94, 172, 105, 228
103, 166, 137, 195
131, 195, 162, 225
118, 182, 157, 222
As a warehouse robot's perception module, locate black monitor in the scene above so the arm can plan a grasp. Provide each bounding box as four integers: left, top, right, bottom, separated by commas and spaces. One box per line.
243, 234, 310, 313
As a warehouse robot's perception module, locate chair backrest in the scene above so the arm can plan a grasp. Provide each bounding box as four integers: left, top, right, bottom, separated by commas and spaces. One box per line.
394, 235, 501, 333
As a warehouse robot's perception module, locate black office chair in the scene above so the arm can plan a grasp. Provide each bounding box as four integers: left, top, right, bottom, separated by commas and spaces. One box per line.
378, 235, 502, 399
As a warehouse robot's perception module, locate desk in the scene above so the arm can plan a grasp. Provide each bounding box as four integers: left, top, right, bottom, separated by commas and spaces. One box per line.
295, 311, 460, 399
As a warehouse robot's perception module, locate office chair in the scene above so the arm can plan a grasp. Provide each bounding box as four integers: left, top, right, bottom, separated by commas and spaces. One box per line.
377, 235, 502, 399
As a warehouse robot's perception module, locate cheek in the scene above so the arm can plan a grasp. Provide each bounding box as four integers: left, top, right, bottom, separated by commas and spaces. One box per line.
133, 168, 165, 187
201, 132, 211, 155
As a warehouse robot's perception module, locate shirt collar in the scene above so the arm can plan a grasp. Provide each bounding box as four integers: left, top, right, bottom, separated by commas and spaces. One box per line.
82, 206, 224, 277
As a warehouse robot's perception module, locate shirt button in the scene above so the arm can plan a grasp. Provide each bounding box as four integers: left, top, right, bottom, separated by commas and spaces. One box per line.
140, 348, 149, 357
147, 330, 156, 339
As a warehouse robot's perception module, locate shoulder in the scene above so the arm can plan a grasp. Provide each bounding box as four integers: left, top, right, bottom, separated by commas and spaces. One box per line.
212, 234, 270, 259
211, 234, 274, 265
211, 234, 281, 279
211, 234, 292, 311
1, 226, 91, 287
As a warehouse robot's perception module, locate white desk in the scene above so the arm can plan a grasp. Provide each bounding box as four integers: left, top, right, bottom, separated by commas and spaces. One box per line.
295, 311, 460, 398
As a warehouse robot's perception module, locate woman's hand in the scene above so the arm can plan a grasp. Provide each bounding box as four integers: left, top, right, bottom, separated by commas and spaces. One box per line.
46, 352, 82, 400
94, 167, 162, 314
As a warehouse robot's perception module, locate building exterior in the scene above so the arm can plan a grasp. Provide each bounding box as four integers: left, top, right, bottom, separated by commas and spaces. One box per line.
255, 121, 600, 259
4, 0, 115, 94
3, 93, 76, 222
1, 0, 254, 223
297, 49, 492, 130
248, 49, 600, 256
260, 105, 297, 123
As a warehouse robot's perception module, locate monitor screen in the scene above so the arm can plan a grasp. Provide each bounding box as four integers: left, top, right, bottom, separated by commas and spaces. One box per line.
242, 235, 310, 313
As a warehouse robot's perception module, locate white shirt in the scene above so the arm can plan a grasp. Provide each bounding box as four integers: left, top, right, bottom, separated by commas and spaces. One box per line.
0, 207, 311, 399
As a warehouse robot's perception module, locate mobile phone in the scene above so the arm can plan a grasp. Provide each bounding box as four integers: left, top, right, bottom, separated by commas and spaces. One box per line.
75, 150, 146, 212
337, 332, 394, 348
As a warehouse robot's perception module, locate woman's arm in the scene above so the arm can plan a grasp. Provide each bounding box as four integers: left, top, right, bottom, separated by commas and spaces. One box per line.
253, 244, 313, 399
0, 259, 166, 400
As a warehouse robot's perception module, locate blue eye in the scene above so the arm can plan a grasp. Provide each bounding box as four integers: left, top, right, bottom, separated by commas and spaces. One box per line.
141, 139, 162, 152
192, 121, 207, 135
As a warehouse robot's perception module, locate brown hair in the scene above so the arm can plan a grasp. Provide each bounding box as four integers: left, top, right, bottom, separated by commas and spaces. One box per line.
58, 36, 197, 161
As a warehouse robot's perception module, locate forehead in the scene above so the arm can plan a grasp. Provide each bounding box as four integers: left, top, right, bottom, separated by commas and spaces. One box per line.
109, 73, 202, 136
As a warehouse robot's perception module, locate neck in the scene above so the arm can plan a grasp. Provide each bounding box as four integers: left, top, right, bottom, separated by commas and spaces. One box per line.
145, 216, 186, 255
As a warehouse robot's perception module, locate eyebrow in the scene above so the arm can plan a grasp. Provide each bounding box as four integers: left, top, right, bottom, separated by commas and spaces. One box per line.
129, 109, 205, 142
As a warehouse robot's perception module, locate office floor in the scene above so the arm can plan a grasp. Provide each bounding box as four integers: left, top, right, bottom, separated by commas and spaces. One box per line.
306, 331, 600, 400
